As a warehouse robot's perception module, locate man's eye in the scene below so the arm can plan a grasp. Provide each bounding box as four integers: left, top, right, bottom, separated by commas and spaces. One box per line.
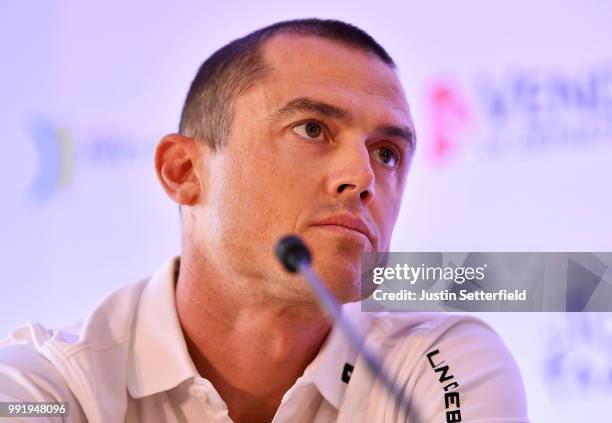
373, 147, 399, 168
292, 122, 325, 141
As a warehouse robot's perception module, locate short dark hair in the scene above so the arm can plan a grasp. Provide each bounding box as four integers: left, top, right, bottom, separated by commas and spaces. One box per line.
178, 18, 395, 149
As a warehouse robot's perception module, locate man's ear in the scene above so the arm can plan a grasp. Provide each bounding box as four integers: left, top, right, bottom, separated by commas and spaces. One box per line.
154, 134, 206, 206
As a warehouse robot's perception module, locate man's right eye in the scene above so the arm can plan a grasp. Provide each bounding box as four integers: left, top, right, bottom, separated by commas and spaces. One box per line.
292, 122, 325, 141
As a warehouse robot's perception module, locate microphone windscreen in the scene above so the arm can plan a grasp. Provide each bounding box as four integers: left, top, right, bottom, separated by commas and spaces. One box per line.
275, 235, 311, 273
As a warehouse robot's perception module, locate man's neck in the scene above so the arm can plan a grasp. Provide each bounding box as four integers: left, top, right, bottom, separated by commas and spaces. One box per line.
175, 253, 332, 423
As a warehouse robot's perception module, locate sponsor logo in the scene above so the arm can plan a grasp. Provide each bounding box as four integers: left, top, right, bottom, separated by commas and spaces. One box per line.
27, 119, 75, 205
27, 117, 153, 205
426, 349, 462, 422
424, 62, 612, 166
544, 314, 612, 394
425, 81, 472, 165
341, 363, 354, 384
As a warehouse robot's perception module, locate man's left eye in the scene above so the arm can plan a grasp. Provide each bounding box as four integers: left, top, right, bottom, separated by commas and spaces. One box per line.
373, 147, 399, 168
292, 122, 325, 141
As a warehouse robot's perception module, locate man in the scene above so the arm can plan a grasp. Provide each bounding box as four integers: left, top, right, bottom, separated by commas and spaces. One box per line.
0, 19, 529, 422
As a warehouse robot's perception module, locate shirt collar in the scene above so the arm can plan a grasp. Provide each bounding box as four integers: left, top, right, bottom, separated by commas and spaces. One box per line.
127, 256, 198, 399
302, 301, 376, 409
126, 257, 375, 409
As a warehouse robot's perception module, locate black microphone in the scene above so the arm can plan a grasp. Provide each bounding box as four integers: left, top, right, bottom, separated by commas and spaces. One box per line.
275, 235, 311, 273
275, 235, 410, 417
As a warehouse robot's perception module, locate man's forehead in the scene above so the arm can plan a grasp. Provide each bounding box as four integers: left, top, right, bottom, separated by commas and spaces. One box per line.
254, 33, 412, 121
261, 34, 405, 96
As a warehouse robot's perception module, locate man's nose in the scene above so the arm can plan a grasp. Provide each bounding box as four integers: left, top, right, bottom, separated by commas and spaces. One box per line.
326, 144, 375, 205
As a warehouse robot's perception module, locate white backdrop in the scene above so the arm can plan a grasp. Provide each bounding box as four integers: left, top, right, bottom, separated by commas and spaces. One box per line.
1, 1, 611, 421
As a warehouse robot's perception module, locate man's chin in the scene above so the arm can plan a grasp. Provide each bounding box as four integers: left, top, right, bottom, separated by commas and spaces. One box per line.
310, 259, 363, 304
297, 229, 372, 302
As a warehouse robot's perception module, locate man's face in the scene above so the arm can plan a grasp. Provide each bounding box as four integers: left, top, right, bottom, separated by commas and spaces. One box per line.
194, 34, 415, 303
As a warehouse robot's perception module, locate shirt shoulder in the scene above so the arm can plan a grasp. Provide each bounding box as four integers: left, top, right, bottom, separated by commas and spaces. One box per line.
342, 304, 529, 422
0, 279, 149, 423
0, 337, 86, 422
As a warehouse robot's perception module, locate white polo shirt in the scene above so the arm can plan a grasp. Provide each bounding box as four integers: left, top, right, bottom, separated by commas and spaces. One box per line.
0, 257, 529, 422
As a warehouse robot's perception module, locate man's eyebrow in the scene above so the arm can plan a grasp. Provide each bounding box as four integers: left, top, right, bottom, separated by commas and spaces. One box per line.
268, 97, 352, 122
269, 96, 416, 151
376, 124, 417, 152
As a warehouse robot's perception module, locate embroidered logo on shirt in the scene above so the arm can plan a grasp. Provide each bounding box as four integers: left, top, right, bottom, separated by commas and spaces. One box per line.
341, 363, 354, 383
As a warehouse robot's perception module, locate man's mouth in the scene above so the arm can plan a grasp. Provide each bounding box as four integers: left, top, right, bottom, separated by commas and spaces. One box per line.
311, 214, 374, 247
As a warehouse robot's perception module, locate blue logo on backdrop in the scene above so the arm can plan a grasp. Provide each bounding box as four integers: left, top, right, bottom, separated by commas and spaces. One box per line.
27, 117, 153, 205
27, 119, 75, 205
544, 314, 612, 395
476, 63, 612, 153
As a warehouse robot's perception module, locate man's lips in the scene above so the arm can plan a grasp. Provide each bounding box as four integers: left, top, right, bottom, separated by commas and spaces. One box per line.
311, 214, 374, 246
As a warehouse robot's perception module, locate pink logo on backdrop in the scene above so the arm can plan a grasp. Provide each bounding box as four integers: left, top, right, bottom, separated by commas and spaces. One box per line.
425, 80, 473, 165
